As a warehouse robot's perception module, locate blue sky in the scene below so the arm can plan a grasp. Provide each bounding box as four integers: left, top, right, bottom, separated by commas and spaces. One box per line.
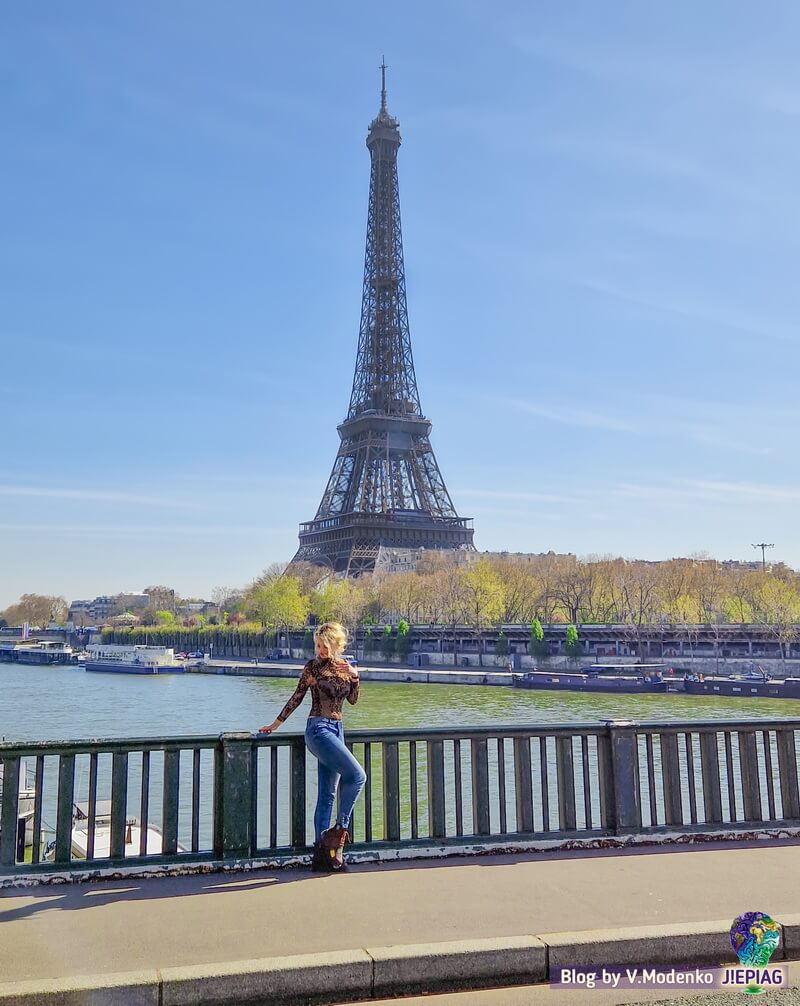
2, 2, 799, 608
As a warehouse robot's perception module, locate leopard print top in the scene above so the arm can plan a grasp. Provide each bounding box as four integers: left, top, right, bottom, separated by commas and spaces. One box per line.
276, 657, 360, 722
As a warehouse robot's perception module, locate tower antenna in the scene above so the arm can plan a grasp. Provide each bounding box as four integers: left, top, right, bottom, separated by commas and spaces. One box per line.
380, 57, 387, 112
752, 542, 774, 572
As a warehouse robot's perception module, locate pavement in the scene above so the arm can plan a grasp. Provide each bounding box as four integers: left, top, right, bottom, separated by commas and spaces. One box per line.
1, 839, 799, 1004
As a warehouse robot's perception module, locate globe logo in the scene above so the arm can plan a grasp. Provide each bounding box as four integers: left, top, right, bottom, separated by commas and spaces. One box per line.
730, 912, 782, 995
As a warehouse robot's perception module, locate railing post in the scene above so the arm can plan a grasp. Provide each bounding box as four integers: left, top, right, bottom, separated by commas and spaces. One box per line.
470, 737, 490, 836
604, 721, 641, 833
428, 739, 447, 839
214, 733, 255, 859
0, 757, 20, 867
56, 754, 77, 864
290, 735, 306, 850
596, 732, 616, 831
162, 747, 181, 855
660, 733, 683, 826
777, 728, 800, 820
738, 730, 763, 822
513, 736, 534, 833
699, 731, 723, 823
555, 736, 576, 832
383, 741, 401, 842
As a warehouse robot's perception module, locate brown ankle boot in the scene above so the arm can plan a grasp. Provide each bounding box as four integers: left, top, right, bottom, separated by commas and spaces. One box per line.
310, 840, 334, 872
321, 824, 349, 870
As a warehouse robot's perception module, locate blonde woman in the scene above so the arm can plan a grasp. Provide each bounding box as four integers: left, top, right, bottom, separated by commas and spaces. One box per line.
259, 621, 366, 872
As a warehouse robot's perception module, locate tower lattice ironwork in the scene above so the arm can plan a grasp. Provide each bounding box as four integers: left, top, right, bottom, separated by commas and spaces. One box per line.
292, 65, 475, 576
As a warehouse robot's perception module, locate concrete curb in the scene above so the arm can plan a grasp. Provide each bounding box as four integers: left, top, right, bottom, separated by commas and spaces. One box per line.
0, 971, 160, 1006
368, 936, 547, 997
0, 920, 796, 1005
160, 950, 373, 1006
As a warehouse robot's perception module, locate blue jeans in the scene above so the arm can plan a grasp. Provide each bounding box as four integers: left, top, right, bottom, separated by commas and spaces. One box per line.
304, 716, 367, 843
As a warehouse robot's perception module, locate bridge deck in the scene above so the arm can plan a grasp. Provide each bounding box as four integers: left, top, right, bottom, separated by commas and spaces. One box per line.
1, 838, 798, 988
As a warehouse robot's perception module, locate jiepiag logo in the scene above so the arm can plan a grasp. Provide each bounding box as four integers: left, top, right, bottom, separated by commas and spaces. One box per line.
728, 912, 782, 996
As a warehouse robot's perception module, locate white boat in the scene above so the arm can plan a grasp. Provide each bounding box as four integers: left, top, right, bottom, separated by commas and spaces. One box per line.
83, 644, 186, 675
46, 801, 187, 860
0, 641, 75, 665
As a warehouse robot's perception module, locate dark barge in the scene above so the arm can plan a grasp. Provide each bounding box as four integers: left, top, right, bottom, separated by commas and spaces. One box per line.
683, 676, 800, 699
511, 670, 669, 694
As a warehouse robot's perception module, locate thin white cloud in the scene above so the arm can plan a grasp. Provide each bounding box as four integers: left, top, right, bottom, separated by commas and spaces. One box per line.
606, 480, 800, 506
578, 277, 800, 346
506, 398, 639, 433
0, 486, 195, 508
0, 523, 294, 535
454, 488, 582, 504
514, 33, 800, 122
686, 480, 800, 504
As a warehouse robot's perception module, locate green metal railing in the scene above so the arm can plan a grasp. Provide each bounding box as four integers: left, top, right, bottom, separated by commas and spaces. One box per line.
1, 718, 799, 877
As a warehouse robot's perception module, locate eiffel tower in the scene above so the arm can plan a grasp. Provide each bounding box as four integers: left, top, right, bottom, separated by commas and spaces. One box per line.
292, 65, 475, 577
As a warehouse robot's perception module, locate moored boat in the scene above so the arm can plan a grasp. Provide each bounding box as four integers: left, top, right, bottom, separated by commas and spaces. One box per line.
83, 644, 185, 674
683, 675, 800, 699
45, 801, 187, 860
0, 640, 76, 665
511, 670, 669, 693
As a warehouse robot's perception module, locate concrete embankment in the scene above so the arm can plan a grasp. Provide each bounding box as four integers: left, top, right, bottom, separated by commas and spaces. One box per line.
188, 662, 513, 686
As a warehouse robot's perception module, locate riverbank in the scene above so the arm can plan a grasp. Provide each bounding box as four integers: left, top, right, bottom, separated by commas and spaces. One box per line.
189, 661, 514, 686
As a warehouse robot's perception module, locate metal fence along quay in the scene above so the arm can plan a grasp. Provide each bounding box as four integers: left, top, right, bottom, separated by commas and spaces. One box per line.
2, 719, 799, 878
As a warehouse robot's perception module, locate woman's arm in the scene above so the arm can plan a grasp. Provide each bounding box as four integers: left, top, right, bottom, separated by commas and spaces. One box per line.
346, 665, 360, 706
259, 662, 314, 732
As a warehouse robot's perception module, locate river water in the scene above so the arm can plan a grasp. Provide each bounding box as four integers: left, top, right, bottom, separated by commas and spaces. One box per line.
1, 663, 797, 743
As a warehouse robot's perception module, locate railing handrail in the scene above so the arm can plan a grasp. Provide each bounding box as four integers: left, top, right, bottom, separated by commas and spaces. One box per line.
3, 717, 800, 756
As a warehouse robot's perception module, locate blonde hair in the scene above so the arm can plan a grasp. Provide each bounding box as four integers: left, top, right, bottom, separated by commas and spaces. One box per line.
313, 621, 348, 661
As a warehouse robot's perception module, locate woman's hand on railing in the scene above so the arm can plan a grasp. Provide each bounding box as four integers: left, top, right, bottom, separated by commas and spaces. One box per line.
258, 720, 280, 734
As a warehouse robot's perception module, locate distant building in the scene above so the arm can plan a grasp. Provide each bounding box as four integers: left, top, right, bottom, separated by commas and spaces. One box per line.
144, 587, 176, 612
69, 596, 116, 623
177, 601, 219, 618
69, 591, 217, 627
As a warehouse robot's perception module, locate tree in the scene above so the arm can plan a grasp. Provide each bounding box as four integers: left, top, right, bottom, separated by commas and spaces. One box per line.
486, 555, 539, 623
251, 563, 289, 588
376, 571, 424, 623
284, 560, 330, 596
751, 574, 800, 664
363, 626, 375, 655
462, 558, 504, 666
3, 594, 67, 627
529, 618, 549, 661
396, 619, 412, 660
310, 578, 370, 637
551, 557, 595, 624
495, 631, 509, 658
154, 610, 177, 626
302, 628, 314, 658
211, 586, 245, 617
247, 576, 310, 645
617, 561, 659, 659
380, 625, 394, 660
565, 624, 581, 662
